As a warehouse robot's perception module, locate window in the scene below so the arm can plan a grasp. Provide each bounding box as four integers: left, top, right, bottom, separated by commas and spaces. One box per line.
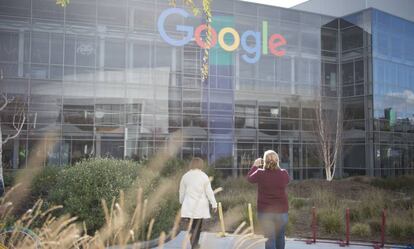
105, 40, 125, 68
355, 60, 364, 82
0, 31, 18, 62
342, 62, 354, 84
277, 57, 292, 82
321, 28, 337, 51
51, 33, 64, 65
342, 26, 363, 50
131, 3, 155, 30
31, 32, 49, 64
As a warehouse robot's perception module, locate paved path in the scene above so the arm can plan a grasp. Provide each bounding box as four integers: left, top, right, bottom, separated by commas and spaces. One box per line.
151, 232, 408, 249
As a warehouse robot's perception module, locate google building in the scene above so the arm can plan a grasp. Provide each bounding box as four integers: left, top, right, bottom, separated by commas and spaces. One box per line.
1, 0, 414, 179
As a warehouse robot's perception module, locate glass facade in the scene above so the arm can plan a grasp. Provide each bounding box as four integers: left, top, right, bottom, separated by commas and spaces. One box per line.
0, 0, 413, 178
372, 9, 414, 176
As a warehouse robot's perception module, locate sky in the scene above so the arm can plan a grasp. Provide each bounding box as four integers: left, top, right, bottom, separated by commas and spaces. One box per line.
241, 0, 310, 8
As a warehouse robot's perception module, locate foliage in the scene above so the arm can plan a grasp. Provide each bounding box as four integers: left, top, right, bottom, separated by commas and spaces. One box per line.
348, 207, 362, 222
3, 170, 17, 188
48, 158, 140, 232
30, 166, 63, 199
388, 216, 414, 240
318, 208, 343, 234
404, 222, 414, 239
310, 188, 338, 208
289, 197, 308, 210
368, 219, 382, 234
148, 196, 181, 239
388, 220, 405, 239
285, 209, 297, 236
56, 0, 70, 7
159, 158, 187, 177
350, 223, 371, 237
371, 175, 414, 192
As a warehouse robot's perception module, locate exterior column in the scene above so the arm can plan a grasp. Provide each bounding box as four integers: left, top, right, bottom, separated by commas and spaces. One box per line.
289, 138, 294, 178
290, 57, 295, 94
124, 127, 128, 159
96, 134, 101, 157
18, 29, 24, 77
13, 139, 19, 169
98, 32, 105, 82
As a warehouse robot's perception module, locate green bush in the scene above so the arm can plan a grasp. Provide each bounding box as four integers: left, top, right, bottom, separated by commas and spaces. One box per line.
148, 196, 181, 239
318, 209, 343, 234
392, 199, 414, 210
403, 222, 414, 238
351, 223, 371, 237
159, 158, 187, 177
290, 197, 308, 210
371, 175, 414, 192
48, 158, 140, 232
388, 221, 404, 239
368, 219, 382, 234
286, 209, 298, 236
31, 166, 63, 199
356, 190, 387, 219
311, 189, 338, 209
348, 208, 362, 222
3, 170, 17, 188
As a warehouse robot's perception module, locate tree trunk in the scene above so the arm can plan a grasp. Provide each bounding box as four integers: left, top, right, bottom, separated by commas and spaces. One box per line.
325, 165, 333, 181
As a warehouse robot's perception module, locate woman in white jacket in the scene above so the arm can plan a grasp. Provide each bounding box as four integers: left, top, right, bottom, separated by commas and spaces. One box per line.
179, 157, 217, 249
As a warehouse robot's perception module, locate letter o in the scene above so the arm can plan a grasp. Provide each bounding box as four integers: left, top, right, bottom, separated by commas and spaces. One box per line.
218, 27, 240, 52
195, 24, 218, 49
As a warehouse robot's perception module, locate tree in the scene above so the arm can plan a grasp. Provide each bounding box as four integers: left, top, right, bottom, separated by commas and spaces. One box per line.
0, 93, 26, 195
314, 98, 342, 181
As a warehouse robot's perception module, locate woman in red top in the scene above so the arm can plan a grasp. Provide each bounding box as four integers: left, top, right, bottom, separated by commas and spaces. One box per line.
247, 150, 289, 249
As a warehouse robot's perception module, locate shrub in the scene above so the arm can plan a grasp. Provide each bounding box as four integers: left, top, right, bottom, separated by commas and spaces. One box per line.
388, 221, 404, 239
348, 207, 362, 222
356, 190, 388, 219
403, 222, 414, 238
368, 219, 382, 234
392, 199, 414, 210
351, 223, 371, 237
148, 196, 181, 239
371, 175, 414, 192
311, 189, 338, 209
48, 158, 140, 232
318, 209, 343, 234
159, 158, 187, 177
285, 209, 298, 236
31, 166, 63, 199
290, 197, 308, 210
3, 170, 17, 188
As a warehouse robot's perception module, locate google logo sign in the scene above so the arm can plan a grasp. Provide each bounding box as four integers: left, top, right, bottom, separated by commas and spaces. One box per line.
158, 8, 287, 64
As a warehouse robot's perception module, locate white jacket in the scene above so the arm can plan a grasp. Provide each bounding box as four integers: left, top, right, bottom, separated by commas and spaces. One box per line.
179, 169, 217, 219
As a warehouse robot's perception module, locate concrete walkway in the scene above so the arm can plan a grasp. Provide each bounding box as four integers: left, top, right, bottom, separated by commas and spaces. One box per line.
151, 231, 408, 249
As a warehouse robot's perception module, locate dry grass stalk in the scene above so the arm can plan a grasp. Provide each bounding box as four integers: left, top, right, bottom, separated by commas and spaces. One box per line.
0, 129, 267, 249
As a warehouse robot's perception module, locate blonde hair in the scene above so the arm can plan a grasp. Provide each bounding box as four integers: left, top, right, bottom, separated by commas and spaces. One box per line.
189, 157, 205, 170
263, 150, 280, 170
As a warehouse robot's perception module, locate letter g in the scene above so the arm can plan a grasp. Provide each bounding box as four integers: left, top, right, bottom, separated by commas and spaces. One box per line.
158, 8, 193, 46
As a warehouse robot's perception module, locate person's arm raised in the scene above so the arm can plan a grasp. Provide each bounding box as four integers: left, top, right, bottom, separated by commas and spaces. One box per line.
247, 158, 264, 183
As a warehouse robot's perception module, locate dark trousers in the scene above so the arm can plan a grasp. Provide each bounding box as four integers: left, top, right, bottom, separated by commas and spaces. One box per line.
189, 218, 203, 249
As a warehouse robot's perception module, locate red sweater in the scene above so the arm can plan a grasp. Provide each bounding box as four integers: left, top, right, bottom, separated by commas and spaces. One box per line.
247, 166, 290, 213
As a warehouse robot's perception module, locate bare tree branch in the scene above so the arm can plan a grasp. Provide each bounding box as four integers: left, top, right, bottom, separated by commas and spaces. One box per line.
0, 93, 9, 112
3, 111, 26, 145
314, 99, 342, 181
